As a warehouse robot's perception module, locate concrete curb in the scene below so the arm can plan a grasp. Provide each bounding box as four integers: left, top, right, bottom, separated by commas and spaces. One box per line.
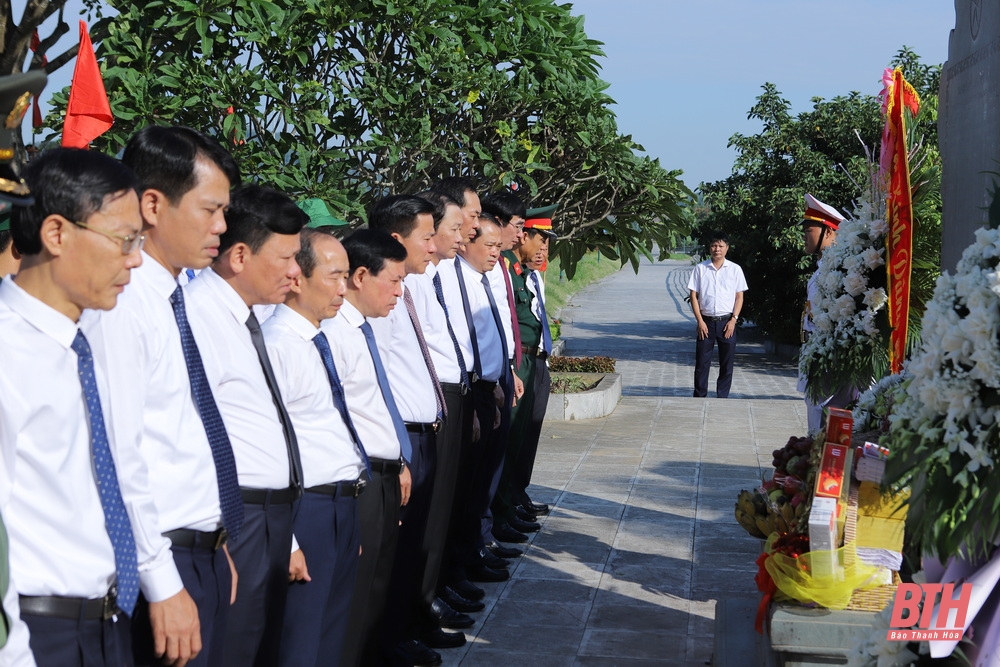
545, 372, 621, 420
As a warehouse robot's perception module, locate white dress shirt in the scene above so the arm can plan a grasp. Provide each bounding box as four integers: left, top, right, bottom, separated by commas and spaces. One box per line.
367, 285, 437, 423
320, 300, 403, 461
184, 267, 292, 490
406, 267, 462, 385
0, 278, 182, 606
434, 258, 475, 376
526, 269, 546, 324
88, 254, 222, 534
686, 259, 748, 317
1, 543, 35, 667
451, 255, 504, 382
263, 305, 365, 487
488, 260, 515, 360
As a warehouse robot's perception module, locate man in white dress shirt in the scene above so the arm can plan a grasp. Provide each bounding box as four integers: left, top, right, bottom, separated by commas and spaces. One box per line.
95, 125, 243, 667
323, 229, 412, 667
262, 228, 367, 667
0, 149, 192, 666
184, 185, 306, 667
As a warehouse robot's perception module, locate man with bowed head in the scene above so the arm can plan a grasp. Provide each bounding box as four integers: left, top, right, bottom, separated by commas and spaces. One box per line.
0, 148, 197, 666
183, 184, 306, 667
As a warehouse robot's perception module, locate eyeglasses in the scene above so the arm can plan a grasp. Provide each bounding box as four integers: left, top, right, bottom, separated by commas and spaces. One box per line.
73, 220, 145, 255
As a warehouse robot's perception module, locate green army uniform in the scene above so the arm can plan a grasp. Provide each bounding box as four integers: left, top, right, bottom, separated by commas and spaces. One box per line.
491, 249, 542, 528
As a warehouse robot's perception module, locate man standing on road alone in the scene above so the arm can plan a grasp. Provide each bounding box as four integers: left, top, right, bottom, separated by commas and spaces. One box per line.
687, 232, 747, 398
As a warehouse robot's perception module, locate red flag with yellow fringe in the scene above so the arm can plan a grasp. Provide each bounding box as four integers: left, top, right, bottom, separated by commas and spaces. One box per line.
879, 68, 920, 374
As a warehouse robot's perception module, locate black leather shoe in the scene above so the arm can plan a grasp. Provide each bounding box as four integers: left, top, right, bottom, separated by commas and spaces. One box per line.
477, 547, 509, 571
420, 625, 467, 649
515, 505, 539, 522
468, 563, 509, 582
394, 640, 442, 666
509, 515, 541, 533
429, 598, 475, 629
525, 500, 550, 515
492, 523, 529, 543
487, 540, 522, 559
440, 586, 485, 612
448, 578, 485, 601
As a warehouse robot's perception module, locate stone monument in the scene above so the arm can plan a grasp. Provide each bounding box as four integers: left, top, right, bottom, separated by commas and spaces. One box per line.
939, 0, 1000, 270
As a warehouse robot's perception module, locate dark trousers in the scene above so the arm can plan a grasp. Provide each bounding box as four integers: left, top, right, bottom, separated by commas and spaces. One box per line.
694, 319, 736, 398
479, 370, 513, 545
492, 353, 538, 526
24, 608, 132, 667
382, 431, 436, 654
514, 356, 551, 505
133, 543, 231, 667
340, 463, 400, 667
443, 389, 478, 585
421, 383, 466, 605
450, 379, 498, 570
223, 498, 295, 667
279, 490, 360, 667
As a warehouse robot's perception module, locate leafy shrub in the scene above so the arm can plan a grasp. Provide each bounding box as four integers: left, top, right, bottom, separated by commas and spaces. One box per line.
548, 355, 616, 373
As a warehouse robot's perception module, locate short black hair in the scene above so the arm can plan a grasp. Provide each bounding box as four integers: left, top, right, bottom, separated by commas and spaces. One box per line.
12, 148, 138, 256
296, 227, 338, 279
708, 231, 729, 245
342, 228, 407, 277
0, 229, 11, 254
471, 211, 501, 240
219, 184, 308, 255
368, 194, 435, 238
430, 176, 479, 208
122, 125, 241, 202
416, 189, 460, 229
481, 191, 526, 226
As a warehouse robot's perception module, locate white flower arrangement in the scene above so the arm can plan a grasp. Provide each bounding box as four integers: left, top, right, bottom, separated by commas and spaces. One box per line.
885, 226, 1000, 559
846, 605, 924, 667
798, 182, 889, 399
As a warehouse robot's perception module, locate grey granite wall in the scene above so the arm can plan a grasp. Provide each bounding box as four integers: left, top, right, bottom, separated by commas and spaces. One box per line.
940, 1, 1000, 270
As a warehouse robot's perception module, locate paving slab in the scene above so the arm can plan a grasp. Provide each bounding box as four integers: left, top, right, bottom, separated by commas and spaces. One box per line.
442, 258, 802, 666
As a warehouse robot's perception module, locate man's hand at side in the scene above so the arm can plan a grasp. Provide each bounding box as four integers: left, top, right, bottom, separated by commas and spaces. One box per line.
148, 588, 202, 666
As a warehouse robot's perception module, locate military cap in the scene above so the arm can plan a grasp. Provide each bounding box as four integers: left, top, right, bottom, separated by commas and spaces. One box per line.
297, 198, 348, 229
0, 70, 47, 208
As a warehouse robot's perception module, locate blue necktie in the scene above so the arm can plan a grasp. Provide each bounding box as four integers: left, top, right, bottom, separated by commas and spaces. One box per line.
72, 331, 140, 616
531, 271, 552, 355
432, 272, 469, 389
184, 269, 196, 282
360, 321, 412, 462
312, 332, 372, 479
480, 273, 510, 366
169, 287, 244, 541
453, 260, 483, 381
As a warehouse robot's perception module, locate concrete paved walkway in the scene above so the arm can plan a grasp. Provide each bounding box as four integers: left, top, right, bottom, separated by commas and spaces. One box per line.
442, 258, 806, 666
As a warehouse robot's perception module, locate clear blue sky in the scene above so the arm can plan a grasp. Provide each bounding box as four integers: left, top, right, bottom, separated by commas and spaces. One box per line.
36, 0, 952, 189
567, 0, 952, 189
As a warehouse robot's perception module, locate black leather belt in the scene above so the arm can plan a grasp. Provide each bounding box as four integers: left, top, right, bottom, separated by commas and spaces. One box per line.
164, 528, 228, 551
520, 344, 548, 360
369, 458, 403, 475
702, 313, 734, 322
405, 420, 441, 433
20, 590, 120, 621
240, 486, 299, 505
305, 479, 366, 498
441, 381, 469, 396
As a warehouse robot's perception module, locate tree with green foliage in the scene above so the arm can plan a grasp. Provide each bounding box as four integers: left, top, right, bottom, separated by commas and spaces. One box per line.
52, 0, 690, 276
697, 47, 941, 345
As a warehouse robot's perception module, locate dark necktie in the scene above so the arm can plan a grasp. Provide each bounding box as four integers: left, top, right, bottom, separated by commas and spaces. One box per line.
312, 331, 372, 479
480, 273, 510, 367
72, 331, 139, 616
403, 286, 446, 419
432, 272, 469, 389
170, 287, 244, 541
360, 321, 412, 462
531, 271, 553, 355
454, 259, 483, 381
245, 311, 303, 491
500, 258, 523, 367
